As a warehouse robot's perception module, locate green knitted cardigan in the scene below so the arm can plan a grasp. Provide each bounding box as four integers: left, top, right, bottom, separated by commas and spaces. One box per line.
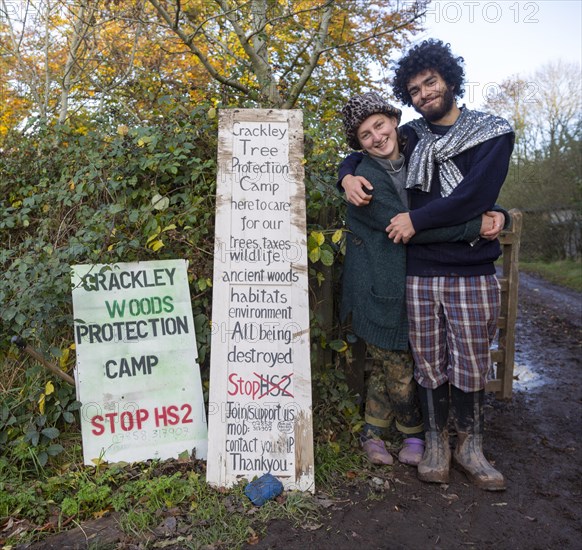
341, 154, 482, 351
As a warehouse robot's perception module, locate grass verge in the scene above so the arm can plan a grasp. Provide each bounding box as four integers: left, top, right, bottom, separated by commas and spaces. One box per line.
519, 259, 582, 292
0, 443, 364, 549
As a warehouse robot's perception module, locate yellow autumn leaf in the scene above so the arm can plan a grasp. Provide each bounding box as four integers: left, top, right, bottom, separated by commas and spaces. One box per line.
146, 229, 161, 244
311, 231, 325, 246
331, 229, 343, 244
91, 456, 107, 467
149, 239, 164, 252
45, 381, 55, 396
39, 393, 46, 414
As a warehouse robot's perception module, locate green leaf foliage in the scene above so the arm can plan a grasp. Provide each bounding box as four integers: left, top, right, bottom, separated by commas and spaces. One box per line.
0, 101, 218, 359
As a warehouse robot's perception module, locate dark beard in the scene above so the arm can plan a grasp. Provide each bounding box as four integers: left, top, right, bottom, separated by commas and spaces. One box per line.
416, 87, 455, 123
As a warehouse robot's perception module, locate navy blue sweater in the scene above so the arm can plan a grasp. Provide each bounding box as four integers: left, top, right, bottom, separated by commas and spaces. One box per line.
342, 155, 483, 350
338, 118, 514, 277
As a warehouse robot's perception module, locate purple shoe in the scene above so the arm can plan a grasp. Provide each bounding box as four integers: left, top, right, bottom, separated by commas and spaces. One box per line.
398, 438, 425, 466
362, 439, 394, 465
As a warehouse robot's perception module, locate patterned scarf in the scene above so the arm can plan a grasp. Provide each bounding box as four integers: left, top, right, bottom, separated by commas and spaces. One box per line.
405, 108, 513, 197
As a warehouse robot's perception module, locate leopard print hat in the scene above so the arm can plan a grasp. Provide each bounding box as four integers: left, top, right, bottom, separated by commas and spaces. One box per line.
342, 92, 402, 150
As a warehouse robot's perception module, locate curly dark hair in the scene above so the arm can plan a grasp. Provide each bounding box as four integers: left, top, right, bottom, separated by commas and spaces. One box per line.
392, 39, 465, 106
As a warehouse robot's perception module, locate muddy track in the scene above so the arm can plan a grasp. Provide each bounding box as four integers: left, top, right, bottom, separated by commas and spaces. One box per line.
251, 272, 582, 550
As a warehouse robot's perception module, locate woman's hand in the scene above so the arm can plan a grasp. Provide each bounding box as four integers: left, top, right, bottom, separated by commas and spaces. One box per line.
341, 174, 373, 206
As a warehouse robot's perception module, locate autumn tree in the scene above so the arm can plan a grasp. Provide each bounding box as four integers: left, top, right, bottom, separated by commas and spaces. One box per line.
145, 0, 427, 109
0, 0, 427, 135
0, 0, 218, 132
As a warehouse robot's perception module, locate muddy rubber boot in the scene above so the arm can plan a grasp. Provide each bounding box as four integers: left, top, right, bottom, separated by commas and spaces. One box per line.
417, 384, 451, 483
451, 386, 506, 491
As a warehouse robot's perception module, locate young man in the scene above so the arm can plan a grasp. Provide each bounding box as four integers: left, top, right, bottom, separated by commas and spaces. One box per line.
339, 39, 514, 491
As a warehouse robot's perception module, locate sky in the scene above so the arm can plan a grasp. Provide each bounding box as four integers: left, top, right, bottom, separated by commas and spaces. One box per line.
395, 0, 582, 122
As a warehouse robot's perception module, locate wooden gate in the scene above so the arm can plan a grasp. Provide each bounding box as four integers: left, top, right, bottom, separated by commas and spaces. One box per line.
486, 208, 523, 399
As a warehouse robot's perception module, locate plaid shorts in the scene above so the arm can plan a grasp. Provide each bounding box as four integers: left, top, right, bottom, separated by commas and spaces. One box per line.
406, 275, 500, 392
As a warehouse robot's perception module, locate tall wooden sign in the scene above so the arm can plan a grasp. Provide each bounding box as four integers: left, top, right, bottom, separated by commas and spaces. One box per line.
206, 109, 314, 491
71, 259, 208, 464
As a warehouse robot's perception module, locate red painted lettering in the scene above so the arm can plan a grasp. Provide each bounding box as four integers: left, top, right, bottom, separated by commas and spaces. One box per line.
181, 404, 193, 424
91, 415, 105, 436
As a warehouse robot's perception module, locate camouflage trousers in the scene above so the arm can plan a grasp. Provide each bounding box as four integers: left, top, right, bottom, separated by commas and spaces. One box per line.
365, 344, 423, 435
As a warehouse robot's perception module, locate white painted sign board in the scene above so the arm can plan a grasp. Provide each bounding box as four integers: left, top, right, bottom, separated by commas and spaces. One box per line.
71, 259, 208, 464
206, 109, 314, 491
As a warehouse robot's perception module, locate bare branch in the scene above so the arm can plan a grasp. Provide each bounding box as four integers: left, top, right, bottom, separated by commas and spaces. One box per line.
59, 1, 96, 123
147, 0, 256, 98
283, 1, 334, 108
212, 0, 273, 85
1, 0, 45, 116
319, 13, 425, 55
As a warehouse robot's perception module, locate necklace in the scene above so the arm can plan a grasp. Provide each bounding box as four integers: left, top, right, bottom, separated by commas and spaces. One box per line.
386, 154, 405, 173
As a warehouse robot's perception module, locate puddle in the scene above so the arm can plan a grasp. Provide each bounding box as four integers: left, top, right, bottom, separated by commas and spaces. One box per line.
510, 361, 548, 391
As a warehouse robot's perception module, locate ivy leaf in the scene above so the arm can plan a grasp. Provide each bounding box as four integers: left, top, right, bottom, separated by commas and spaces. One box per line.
308, 247, 321, 263
307, 234, 319, 251
311, 231, 325, 246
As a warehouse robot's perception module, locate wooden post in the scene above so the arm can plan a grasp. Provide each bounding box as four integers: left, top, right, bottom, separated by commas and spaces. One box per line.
487, 209, 523, 399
